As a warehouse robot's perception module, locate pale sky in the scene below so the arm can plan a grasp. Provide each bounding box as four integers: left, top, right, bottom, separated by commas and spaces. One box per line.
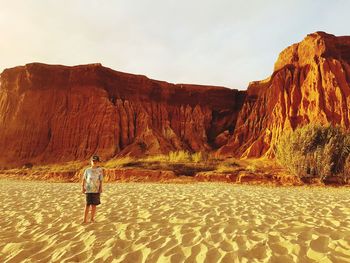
0, 0, 349, 89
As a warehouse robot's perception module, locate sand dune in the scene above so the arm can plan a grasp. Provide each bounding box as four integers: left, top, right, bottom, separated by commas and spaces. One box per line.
1, 180, 350, 262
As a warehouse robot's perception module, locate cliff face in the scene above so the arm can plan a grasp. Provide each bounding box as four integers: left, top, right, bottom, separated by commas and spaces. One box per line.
218, 32, 350, 157
0, 63, 245, 166
2, 31, 349, 166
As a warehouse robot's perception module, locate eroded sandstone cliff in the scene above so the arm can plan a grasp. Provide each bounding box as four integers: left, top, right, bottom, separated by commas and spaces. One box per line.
2, 31, 349, 166
218, 31, 350, 157
0, 63, 245, 166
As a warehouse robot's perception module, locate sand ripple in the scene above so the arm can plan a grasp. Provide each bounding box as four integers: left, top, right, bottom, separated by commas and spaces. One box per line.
0, 180, 350, 262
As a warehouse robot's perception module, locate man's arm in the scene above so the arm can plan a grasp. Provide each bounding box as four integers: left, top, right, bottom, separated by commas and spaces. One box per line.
81, 172, 86, 193
99, 180, 103, 193
99, 170, 104, 193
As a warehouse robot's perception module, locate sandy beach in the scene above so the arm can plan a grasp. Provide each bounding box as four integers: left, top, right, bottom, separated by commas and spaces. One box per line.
1, 180, 350, 262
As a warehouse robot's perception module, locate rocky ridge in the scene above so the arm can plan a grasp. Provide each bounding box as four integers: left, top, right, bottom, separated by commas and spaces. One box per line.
0, 63, 245, 166
218, 31, 350, 157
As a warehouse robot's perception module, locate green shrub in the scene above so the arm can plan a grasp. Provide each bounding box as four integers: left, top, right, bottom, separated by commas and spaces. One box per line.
343, 156, 350, 183
276, 124, 350, 182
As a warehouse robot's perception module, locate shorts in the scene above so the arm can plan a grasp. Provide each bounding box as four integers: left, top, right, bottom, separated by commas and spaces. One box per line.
85, 193, 101, 206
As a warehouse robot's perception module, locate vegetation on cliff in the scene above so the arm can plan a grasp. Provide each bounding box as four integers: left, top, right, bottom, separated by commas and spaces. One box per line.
276, 124, 350, 183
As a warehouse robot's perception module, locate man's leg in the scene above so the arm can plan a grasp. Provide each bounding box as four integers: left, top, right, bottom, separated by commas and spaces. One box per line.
91, 205, 97, 222
83, 204, 90, 223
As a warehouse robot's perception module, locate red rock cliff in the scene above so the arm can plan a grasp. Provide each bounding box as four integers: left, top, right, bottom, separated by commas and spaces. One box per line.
0, 63, 245, 166
218, 32, 350, 158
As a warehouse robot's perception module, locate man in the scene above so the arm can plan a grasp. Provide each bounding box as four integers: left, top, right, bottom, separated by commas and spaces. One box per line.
82, 155, 103, 223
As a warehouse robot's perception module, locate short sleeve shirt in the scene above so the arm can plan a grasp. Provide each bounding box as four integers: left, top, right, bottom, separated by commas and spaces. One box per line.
84, 167, 103, 193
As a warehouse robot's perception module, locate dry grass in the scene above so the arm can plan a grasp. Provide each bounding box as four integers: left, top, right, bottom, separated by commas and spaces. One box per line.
106, 152, 215, 176
99, 152, 249, 177
37, 161, 85, 172
0, 152, 296, 184
3, 161, 85, 174
142, 151, 208, 163
30, 153, 283, 177
215, 161, 240, 173
103, 157, 134, 169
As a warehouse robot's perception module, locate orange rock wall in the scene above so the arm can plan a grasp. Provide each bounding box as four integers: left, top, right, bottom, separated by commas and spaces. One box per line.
0, 63, 245, 166
2, 31, 350, 165
218, 32, 350, 157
